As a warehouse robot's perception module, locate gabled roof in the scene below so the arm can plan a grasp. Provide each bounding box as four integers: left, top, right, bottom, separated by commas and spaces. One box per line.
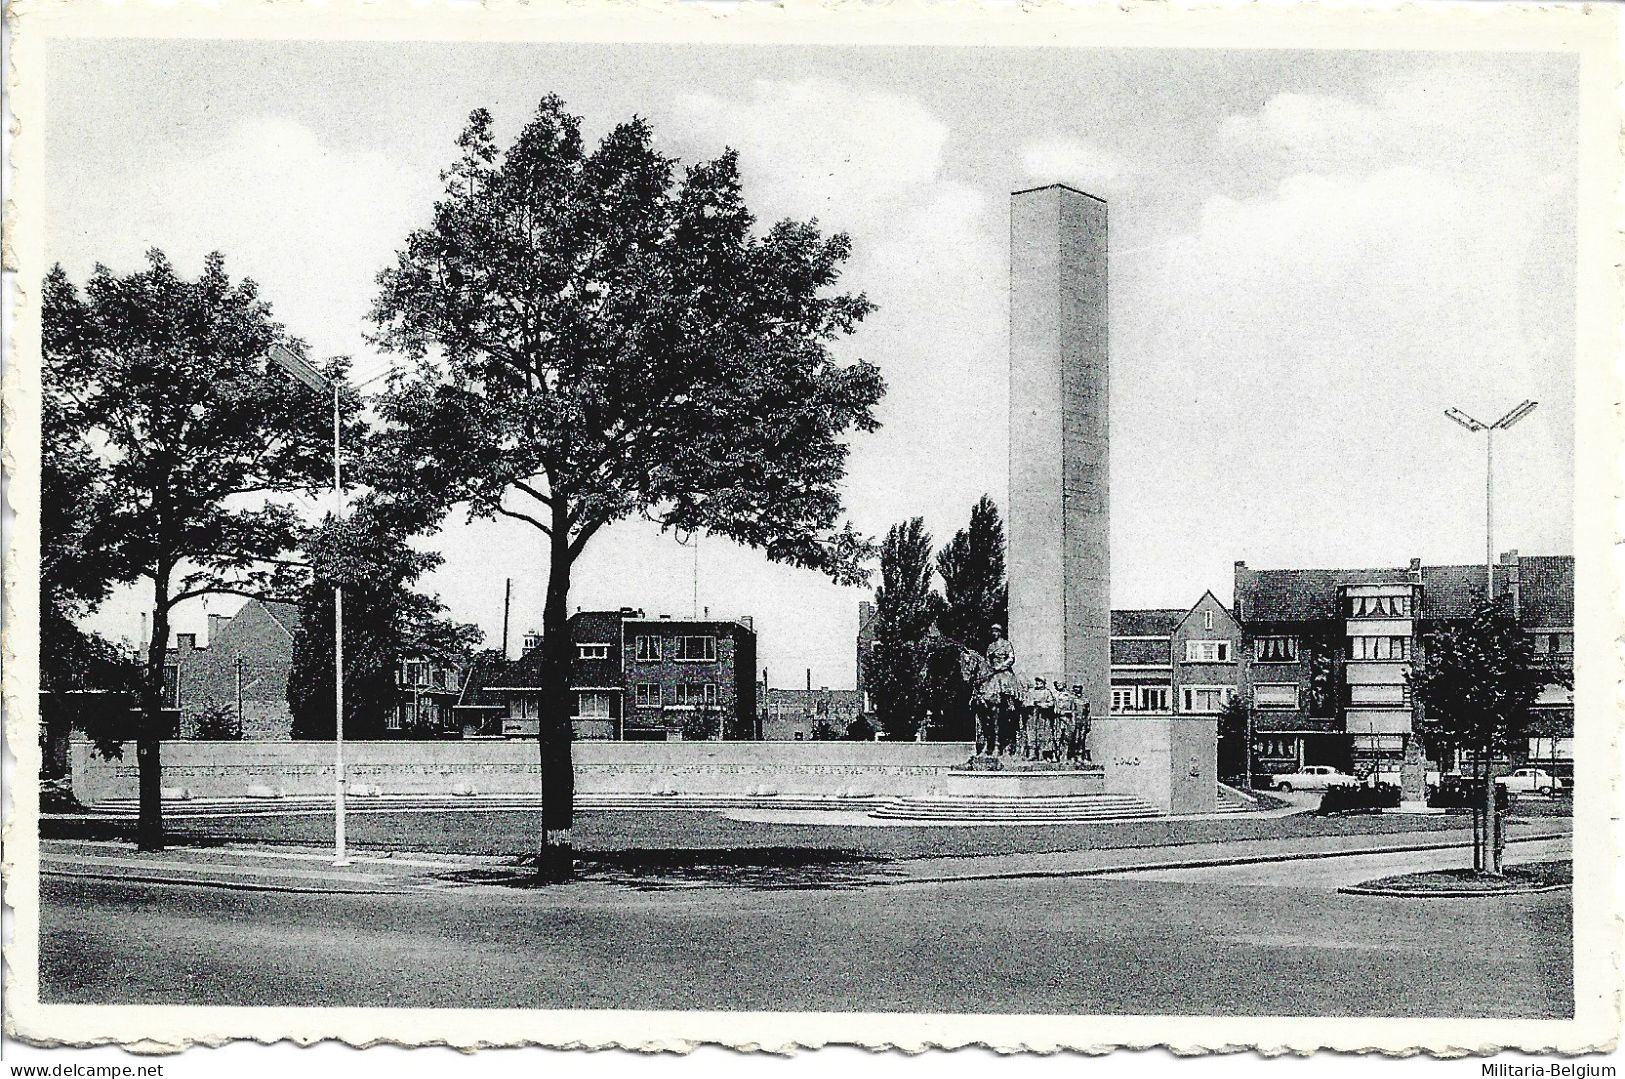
1110, 609, 1184, 636
259, 600, 300, 638
1236, 555, 1572, 625
454, 656, 508, 710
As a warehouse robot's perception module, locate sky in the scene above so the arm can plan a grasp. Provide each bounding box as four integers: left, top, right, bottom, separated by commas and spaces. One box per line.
48, 41, 1578, 690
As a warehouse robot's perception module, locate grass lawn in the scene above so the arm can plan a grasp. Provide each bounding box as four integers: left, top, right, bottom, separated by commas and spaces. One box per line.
44, 802, 1566, 863
1351, 859, 1572, 895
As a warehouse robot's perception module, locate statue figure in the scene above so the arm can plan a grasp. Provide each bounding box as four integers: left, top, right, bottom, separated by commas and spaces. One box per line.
984, 625, 1023, 756
922, 626, 1024, 757
1066, 684, 1093, 763
1023, 676, 1052, 759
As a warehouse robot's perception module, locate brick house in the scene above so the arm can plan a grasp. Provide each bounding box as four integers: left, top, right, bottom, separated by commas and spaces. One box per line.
490, 609, 758, 741
1109, 592, 1244, 719
760, 686, 865, 741
855, 600, 878, 717
166, 599, 300, 739
1233, 551, 1574, 782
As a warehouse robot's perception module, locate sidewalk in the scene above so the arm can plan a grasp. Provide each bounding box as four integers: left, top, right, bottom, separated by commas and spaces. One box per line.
876, 820, 1574, 886
39, 839, 513, 894
40, 819, 1572, 894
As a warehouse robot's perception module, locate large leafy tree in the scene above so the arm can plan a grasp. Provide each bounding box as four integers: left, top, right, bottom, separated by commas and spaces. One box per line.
862, 517, 942, 741
40, 388, 138, 761
43, 252, 344, 850
1411, 600, 1562, 874
288, 502, 483, 740
936, 494, 1007, 652
368, 98, 883, 880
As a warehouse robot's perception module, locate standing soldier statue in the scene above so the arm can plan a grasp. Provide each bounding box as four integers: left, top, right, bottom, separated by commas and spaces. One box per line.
984, 625, 1022, 755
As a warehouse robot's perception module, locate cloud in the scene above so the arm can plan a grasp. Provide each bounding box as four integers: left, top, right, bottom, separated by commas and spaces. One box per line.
671, 78, 950, 230
1018, 136, 1133, 195
56, 117, 436, 370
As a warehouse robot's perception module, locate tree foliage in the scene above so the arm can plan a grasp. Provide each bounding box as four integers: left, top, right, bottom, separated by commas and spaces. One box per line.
935, 495, 1007, 653
862, 517, 941, 740
43, 251, 343, 849
367, 97, 883, 878
288, 502, 483, 740
1410, 600, 1558, 759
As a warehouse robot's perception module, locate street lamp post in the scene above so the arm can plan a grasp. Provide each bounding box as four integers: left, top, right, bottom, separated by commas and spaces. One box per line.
269, 344, 357, 867
1444, 400, 1538, 597
1443, 398, 1537, 872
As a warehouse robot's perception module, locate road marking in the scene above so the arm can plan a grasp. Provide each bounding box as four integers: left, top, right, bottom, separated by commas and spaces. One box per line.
41, 852, 390, 885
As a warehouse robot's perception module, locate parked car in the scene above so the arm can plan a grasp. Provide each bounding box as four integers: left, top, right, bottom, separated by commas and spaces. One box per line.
1496, 767, 1568, 796
1272, 766, 1358, 792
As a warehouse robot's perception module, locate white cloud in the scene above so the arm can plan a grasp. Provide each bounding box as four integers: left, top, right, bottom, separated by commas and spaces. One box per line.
671, 79, 950, 229
1018, 136, 1133, 195
57, 117, 435, 370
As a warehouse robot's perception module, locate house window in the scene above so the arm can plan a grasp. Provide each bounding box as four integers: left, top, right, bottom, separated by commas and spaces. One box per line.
1185, 640, 1231, 663
1348, 635, 1410, 661
634, 635, 662, 662
1254, 683, 1299, 710
1111, 688, 1134, 713
1181, 686, 1234, 713
1255, 736, 1297, 760
576, 692, 612, 719
577, 643, 610, 661
1253, 636, 1298, 663
1532, 632, 1574, 655
385, 708, 403, 730
675, 636, 716, 662
674, 683, 718, 707
1203, 610, 1214, 630
1346, 594, 1413, 618
1349, 683, 1407, 707
635, 683, 661, 708
1140, 686, 1170, 712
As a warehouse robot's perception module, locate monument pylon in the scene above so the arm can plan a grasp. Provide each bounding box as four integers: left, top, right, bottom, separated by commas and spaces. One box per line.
1007, 183, 1111, 725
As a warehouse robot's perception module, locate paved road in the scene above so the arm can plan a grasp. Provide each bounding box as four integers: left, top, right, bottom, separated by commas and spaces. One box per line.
39, 846, 1571, 1017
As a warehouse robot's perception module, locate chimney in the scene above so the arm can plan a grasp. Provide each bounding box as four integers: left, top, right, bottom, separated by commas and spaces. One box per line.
703, 606, 709, 620
176, 633, 197, 652
1409, 557, 1423, 585
208, 613, 227, 644
1503, 551, 1522, 619
660, 613, 672, 620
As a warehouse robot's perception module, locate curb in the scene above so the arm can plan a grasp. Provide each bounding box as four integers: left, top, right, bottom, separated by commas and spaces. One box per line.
41, 866, 412, 897
873, 831, 1572, 888
1338, 882, 1571, 898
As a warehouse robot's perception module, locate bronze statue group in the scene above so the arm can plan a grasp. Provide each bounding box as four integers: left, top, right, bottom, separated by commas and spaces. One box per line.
927, 624, 1092, 764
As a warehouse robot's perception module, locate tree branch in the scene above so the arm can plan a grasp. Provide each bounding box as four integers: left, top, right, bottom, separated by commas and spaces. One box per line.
495, 504, 552, 535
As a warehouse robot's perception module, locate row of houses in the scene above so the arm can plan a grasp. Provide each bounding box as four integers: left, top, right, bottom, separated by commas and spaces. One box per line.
143, 551, 1574, 775
1109, 551, 1574, 782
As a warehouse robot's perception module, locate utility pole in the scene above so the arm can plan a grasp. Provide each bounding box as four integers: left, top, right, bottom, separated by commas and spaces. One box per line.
501, 578, 512, 660
235, 657, 244, 738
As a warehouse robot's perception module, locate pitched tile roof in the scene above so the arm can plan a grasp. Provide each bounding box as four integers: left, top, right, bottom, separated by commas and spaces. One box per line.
454, 656, 508, 710
1236, 567, 1410, 622
1109, 609, 1183, 636
1418, 563, 1511, 620
1111, 638, 1170, 666
1517, 555, 1573, 627
260, 600, 301, 637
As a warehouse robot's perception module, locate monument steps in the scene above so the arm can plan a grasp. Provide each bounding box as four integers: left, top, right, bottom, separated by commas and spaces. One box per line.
869, 792, 1162, 823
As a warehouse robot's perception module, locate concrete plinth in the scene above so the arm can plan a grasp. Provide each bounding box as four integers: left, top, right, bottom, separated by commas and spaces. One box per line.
938, 766, 1106, 798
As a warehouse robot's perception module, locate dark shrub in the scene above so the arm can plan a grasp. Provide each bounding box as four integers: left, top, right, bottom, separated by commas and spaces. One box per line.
1428, 776, 1510, 810
1317, 782, 1401, 814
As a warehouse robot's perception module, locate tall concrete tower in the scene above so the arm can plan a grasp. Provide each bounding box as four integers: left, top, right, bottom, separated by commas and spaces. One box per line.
1007, 184, 1110, 722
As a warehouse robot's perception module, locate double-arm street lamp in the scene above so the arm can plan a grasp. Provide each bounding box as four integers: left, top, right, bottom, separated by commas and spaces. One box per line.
1444, 399, 1538, 598
270, 344, 353, 867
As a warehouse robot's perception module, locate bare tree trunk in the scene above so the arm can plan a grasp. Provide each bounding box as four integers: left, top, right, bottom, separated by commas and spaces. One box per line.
536, 525, 575, 883
137, 573, 171, 852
